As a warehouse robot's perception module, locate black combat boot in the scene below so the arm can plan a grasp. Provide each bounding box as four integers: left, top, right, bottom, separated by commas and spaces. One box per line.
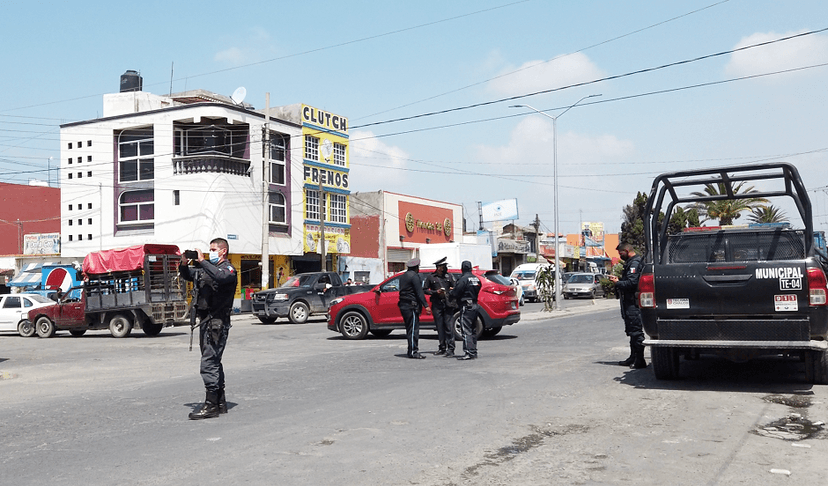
217, 388, 228, 414
619, 345, 635, 366
434, 346, 447, 356
189, 391, 220, 420
632, 346, 647, 369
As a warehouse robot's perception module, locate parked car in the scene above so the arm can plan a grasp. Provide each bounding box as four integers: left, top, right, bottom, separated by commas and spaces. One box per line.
327, 268, 520, 340
0, 293, 55, 337
562, 273, 605, 299
509, 277, 525, 306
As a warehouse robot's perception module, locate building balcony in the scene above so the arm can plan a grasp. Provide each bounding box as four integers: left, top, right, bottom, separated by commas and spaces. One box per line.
173, 155, 251, 177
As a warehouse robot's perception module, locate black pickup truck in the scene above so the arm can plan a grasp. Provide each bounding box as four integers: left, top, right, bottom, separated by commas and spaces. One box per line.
251, 272, 370, 324
639, 163, 828, 383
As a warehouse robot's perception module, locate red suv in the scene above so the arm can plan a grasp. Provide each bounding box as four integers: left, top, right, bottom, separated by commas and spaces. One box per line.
327, 268, 520, 340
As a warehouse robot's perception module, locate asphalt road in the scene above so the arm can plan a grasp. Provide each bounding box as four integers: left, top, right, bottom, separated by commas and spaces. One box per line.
1, 299, 826, 485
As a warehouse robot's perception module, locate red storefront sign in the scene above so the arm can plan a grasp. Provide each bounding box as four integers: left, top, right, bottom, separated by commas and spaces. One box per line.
398, 201, 453, 244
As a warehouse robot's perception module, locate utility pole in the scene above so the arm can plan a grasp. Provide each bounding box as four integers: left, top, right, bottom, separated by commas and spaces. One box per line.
261, 93, 270, 290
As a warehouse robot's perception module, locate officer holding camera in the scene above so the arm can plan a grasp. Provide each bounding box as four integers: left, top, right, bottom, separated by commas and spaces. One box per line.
179, 238, 238, 420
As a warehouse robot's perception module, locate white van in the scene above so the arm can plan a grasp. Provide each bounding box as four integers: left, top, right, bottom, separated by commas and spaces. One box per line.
509, 263, 552, 303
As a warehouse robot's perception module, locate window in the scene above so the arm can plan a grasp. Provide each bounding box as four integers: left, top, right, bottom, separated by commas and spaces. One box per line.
270, 161, 285, 185
269, 192, 286, 224
68, 204, 73, 210
87, 140, 92, 147
78, 141, 82, 147
88, 218, 92, 225
333, 143, 346, 166
87, 203, 92, 209
68, 143, 73, 149
78, 219, 82, 226
118, 128, 154, 182
68, 235, 73, 241
68, 220, 73, 226
3, 296, 21, 309
68, 158, 73, 165
88, 234, 92, 240
174, 190, 180, 206
305, 135, 319, 161
329, 193, 347, 223
119, 190, 154, 223
306, 189, 320, 221
87, 155, 92, 162
68, 173, 73, 179
77, 172, 82, 179
270, 134, 286, 185
78, 234, 83, 241
87, 171, 92, 177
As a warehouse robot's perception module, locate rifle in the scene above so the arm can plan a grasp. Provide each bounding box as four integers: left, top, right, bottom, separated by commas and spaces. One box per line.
188, 270, 200, 352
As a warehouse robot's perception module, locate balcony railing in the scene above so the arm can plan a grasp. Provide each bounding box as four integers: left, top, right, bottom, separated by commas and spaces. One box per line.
173, 156, 251, 177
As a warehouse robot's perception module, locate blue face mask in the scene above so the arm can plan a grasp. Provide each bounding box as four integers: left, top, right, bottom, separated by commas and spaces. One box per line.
209, 250, 220, 263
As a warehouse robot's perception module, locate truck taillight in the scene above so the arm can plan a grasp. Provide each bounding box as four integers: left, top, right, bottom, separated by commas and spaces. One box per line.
638, 273, 655, 308
808, 268, 827, 306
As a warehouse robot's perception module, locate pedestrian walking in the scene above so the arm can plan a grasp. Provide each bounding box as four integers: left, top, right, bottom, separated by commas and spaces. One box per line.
179, 237, 238, 419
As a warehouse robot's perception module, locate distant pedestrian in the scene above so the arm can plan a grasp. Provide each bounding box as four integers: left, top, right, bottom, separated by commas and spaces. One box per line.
451, 260, 481, 360
609, 243, 646, 369
424, 257, 457, 357
345, 278, 353, 286
398, 258, 429, 359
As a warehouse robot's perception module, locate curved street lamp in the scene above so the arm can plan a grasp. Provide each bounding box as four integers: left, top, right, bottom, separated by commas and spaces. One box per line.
510, 94, 601, 310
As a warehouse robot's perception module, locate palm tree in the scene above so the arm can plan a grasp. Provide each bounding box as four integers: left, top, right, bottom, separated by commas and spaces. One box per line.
689, 182, 769, 225
748, 205, 788, 224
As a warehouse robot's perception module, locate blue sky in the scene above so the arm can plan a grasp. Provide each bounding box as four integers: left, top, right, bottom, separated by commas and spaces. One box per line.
2, 0, 828, 235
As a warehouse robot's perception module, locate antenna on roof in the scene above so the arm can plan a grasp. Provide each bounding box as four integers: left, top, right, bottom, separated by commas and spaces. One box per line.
231, 86, 247, 105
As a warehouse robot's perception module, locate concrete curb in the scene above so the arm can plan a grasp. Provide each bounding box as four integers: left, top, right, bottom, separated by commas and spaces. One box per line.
518, 298, 618, 321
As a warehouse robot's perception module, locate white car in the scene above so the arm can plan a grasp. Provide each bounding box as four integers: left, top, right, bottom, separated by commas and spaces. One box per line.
0, 293, 54, 337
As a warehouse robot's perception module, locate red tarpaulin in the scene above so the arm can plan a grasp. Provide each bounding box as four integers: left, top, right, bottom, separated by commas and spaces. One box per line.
83, 244, 181, 275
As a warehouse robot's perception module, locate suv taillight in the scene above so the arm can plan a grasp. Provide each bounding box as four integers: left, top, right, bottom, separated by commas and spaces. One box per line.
808, 267, 827, 306
638, 272, 655, 308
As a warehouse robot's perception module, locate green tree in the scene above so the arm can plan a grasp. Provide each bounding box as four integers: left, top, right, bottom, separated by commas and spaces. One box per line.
689, 182, 769, 225
620, 192, 648, 252
748, 205, 788, 224
667, 206, 700, 235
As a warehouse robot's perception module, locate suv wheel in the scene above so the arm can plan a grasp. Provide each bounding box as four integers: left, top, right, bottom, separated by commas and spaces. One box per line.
340, 311, 369, 340
452, 313, 483, 341
805, 349, 828, 385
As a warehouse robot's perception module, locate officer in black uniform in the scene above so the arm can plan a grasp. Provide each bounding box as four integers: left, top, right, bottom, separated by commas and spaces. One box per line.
609, 243, 646, 369
179, 237, 238, 419
424, 257, 456, 357
398, 258, 429, 359
451, 260, 481, 360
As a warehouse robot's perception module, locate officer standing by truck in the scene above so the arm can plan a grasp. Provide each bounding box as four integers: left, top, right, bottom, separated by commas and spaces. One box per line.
451, 260, 481, 360
179, 237, 238, 419
424, 257, 456, 357
398, 258, 429, 359
609, 243, 647, 369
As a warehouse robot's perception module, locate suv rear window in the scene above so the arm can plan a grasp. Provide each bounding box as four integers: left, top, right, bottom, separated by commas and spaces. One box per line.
484, 271, 512, 286
666, 230, 806, 263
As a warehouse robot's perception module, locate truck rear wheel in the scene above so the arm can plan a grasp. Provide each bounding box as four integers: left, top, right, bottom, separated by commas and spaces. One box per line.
35, 317, 56, 338
805, 349, 828, 385
288, 301, 309, 324
109, 314, 133, 338
651, 346, 680, 379
142, 322, 163, 337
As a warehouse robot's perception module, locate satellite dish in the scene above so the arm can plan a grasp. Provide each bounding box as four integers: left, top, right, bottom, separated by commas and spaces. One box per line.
231, 86, 247, 105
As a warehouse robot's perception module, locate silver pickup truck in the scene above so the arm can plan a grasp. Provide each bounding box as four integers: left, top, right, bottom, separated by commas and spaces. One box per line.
638, 163, 828, 383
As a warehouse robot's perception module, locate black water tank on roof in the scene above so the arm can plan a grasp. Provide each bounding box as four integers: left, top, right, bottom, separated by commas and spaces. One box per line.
120, 70, 142, 92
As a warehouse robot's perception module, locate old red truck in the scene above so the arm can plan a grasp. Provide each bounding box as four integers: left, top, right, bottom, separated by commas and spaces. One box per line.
27, 244, 189, 338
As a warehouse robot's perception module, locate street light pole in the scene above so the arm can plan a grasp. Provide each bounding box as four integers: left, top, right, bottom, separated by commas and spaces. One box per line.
510, 94, 601, 310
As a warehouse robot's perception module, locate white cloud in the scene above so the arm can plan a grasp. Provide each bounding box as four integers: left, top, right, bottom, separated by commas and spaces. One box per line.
348, 130, 410, 192
725, 31, 828, 77
214, 27, 279, 66
487, 52, 605, 96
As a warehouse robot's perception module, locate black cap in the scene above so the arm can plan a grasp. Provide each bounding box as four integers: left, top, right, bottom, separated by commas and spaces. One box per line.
407, 258, 421, 268
434, 256, 448, 267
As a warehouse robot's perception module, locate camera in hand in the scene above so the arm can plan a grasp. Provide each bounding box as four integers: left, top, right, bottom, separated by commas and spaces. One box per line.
183, 250, 199, 260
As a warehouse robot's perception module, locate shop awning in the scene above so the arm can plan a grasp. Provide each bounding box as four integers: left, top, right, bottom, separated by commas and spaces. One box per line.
8, 261, 60, 287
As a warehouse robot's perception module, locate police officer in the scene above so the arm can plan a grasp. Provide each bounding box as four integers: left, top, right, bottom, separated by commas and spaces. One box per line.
398, 258, 429, 359
424, 257, 456, 357
451, 260, 481, 360
179, 237, 238, 419
609, 243, 646, 369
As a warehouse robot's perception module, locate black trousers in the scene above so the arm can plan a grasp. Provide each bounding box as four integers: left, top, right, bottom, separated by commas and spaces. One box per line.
432, 305, 455, 353
459, 303, 479, 357
621, 303, 645, 350
198, 312, 231, 393
399, 303, 420, 357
